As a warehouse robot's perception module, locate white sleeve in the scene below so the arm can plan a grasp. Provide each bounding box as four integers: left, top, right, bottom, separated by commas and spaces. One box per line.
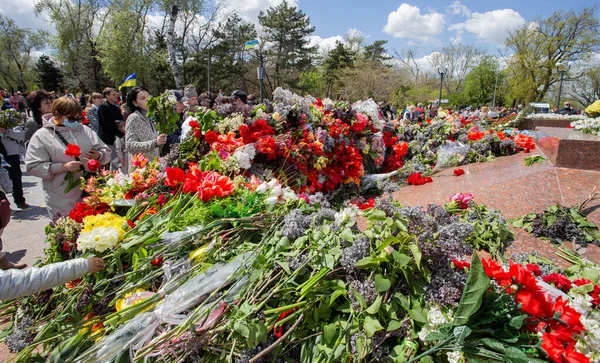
0, 258, 89, 301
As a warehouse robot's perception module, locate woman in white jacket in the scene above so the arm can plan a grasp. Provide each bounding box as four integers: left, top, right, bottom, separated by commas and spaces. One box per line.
0, 257, 104, 300
25, 97, 111, 218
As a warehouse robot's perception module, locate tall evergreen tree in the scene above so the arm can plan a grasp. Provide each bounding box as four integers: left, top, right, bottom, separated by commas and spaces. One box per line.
322, 41, 354, 97
35, 54, 64, 91
362, 40, 391, 65
258, 0, 318, 91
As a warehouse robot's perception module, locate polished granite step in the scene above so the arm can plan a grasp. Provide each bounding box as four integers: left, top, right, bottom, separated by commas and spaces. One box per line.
520, 117, 573, 130
535, 127, 600, 171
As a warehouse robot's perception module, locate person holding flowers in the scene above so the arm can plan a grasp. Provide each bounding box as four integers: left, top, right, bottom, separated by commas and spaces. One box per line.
125, 87, 167, 161
25, 97, 111, 218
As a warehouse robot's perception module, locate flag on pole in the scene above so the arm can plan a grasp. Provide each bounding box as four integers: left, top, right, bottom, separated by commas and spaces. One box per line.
244, 39, 259, 49
118, 73, 137, 90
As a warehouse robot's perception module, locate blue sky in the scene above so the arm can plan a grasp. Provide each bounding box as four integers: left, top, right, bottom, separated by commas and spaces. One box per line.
296, 0, 599, 55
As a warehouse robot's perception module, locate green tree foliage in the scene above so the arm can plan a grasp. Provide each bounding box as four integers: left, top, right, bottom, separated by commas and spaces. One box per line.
0, 15, 47, 90
322, 41, 355, 97
362, 40, 391, 65
462, 57, 503, 106
35, 54, 64, 91
505, 7, 600, 103
184, 13, 257, 94
97, 0, 152, 87
258, 0, 318, 92
35, 0, 107, 91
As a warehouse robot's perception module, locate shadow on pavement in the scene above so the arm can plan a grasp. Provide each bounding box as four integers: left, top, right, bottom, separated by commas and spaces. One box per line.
11, 206, 49, 221
5, 249, 27, 263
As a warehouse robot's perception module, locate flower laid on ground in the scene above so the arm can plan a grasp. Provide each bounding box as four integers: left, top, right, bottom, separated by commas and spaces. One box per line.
449, 192, 474, 209
407, 172, 432, 185
585, 100, 600, 118
453, 168, 465, 176
69, 201, 110, 223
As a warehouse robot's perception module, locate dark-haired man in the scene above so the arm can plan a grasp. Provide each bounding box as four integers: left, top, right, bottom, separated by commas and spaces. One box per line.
98, 87, 124, 169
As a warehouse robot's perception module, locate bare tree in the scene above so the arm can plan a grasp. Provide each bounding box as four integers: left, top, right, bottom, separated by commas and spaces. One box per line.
429, 44, 486, 94
568, 64, 600, 106
394, 49, 420, 85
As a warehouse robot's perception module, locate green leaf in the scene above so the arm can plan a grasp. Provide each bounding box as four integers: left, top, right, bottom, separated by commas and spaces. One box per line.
355, 256, 386, 268
408, 243, 422, 270
408, 305, 428, 324
323, 324, 337, 345
453, 252, 490, 326
364, 316, 384, 337
509, 315, 527, 329
352, 290, 367, 310
511, 218, 524, 228
387, 320, 403, 332
366, 295, 382, 314
329, 289, 346, 307
375, 274, 392, 293
504, 347, 531, 363
234, 320, 250, 339
392, 252, 411, 267
453, 326, 472, 345
369, 210, 387, 221
340, 228, 354, 242
480, 338, 507, 353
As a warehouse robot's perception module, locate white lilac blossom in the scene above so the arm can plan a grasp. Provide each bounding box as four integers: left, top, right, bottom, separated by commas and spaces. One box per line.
77, 227, 120, 253
272, 87, 315, 120
418, 305, 453, 342
232, 144, 256, 170
217, 113, 245, 134
447, 351, 465, 363
576, 309, 600, 360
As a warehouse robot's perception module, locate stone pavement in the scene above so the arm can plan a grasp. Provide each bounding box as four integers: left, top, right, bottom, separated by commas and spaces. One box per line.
391, 150, 600, 268
2, 164, 50, 268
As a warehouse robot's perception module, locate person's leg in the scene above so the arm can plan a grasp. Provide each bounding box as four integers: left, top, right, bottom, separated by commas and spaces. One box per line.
108, 144, 118, 171
5, 154, 25, 206
0, 234, 27, 270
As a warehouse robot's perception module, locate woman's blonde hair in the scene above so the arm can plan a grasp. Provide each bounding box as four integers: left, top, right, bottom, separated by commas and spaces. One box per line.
86, 92, 103, 111
51, 97, 82, 119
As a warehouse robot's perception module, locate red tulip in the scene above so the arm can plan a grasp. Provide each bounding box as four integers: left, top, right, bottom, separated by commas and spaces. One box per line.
64, 144, 81, 158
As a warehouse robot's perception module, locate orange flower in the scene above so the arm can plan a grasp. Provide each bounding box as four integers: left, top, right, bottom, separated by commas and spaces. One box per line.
131, 154, 148, 169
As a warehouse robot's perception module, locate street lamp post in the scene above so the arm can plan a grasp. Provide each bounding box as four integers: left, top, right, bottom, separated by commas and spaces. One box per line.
437, 66, 447, 108
492, 69, 499, 108
257, 53, 265, 104
555, 62, 570, 108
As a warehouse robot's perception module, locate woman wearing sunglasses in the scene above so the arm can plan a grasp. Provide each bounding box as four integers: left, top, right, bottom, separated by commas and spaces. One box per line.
25, 97, 111, 218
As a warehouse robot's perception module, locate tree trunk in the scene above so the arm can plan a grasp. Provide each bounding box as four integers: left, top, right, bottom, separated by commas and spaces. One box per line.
166, 5, 183, 90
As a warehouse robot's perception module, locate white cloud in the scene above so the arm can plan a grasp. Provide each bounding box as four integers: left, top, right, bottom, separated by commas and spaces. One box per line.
446, 1, 470, 17
346, 28, 367, 40
308, 35, 345, 55
223, 0, 299, 24
0, 0, 53, 32
452, 9, 525, 46
383, 3, 444, 41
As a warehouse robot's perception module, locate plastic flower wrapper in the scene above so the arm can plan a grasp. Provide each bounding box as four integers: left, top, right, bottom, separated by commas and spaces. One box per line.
352, 99, 383, 130
77, 255, 246, 362
435, 141, 468, 170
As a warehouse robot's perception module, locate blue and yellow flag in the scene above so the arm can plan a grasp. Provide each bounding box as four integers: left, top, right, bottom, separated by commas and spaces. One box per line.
118, 73, 136, 90
244, 39, 259, 49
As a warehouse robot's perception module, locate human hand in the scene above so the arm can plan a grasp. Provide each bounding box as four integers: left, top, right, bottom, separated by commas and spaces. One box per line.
157, 134, 167, 146
87, 257, 105, 273
62, 161, 82, 172
84, 149, 100, 160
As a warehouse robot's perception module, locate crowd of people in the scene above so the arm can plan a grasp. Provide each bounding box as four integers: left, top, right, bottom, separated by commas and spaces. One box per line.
0, 85, 252, 281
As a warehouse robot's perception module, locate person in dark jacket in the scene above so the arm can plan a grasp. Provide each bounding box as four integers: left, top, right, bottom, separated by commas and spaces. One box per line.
557, 102, 578, 115
97, 88, 124, 169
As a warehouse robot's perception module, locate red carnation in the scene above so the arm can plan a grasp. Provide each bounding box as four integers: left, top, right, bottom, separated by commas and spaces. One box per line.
188, 120, 199, 129
525, 263, 542, 277
204, 130, 219, 144
452, 259, 471, 270
453, 168, 465, 176
64, 144, 81, 158
87, 159, 100, 172
542, 273, 573, 293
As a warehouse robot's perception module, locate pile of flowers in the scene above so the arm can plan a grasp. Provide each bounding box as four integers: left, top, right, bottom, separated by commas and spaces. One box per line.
585, 100, 600, 118
77, 213, 127, 253
570, 117, 600, 136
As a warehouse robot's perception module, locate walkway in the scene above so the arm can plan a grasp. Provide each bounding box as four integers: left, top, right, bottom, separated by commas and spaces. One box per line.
2, 164, 49, 268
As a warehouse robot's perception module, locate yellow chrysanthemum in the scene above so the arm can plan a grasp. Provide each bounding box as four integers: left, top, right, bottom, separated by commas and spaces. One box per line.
115, 289, 155, 312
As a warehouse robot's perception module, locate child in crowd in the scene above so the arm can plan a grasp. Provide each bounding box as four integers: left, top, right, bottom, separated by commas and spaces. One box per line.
113, 121, 128, 174
0, 257, 104, 300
